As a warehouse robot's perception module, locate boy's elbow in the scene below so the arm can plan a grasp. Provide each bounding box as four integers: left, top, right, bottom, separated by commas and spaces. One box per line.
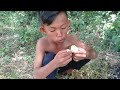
92, 51, 98, 59
33, 74, 41, 79
33, 70, 40, 79
33, 71, 42, 79
33, 68, 46, 79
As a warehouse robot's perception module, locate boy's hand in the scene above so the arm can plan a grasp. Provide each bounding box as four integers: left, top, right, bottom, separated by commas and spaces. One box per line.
72, 47, 87, 62
53, 49, 72, 68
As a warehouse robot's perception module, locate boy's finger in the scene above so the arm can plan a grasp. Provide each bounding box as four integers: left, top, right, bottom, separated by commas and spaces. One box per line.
59, 49, 69, 53
72, 48, 86, 54
74, 53, 86, 57
73, 56, 84, 61
63, 58, 72, 65
60, 49, 72, 56
78, 48, 86, 53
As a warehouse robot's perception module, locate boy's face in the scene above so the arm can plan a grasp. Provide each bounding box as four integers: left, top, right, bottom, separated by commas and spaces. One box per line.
40, 12, 70, 43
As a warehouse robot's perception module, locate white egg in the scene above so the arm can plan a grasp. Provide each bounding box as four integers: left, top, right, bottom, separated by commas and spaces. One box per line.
70, 45, 78, 52
66, 49, 70, 52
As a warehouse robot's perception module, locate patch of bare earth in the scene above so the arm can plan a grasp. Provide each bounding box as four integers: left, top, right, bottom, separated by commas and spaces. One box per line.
0, 50, 120, 79
0, 51, 33, 79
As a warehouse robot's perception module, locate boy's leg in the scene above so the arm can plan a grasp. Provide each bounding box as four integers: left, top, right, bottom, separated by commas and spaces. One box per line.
42, 52, 57, 79
42, 52, 90, 78
58, 59, 90, 74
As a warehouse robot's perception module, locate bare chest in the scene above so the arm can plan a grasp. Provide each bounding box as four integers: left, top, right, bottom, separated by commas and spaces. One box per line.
46, 41, 72, 54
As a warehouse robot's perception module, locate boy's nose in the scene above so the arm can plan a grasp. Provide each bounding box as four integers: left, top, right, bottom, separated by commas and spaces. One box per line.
56, 30, 62, 37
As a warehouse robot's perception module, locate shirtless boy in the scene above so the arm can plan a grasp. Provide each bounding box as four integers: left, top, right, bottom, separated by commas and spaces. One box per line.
33, 11, 97, 79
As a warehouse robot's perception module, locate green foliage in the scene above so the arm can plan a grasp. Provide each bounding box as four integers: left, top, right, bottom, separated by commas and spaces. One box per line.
68, 11, 120, 52
103, 13, 120, 52
0, 11, 42, 50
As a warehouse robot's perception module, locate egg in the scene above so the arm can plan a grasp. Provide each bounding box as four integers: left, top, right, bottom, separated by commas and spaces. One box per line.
70, 45, 79, 52
66, 49, 70, 52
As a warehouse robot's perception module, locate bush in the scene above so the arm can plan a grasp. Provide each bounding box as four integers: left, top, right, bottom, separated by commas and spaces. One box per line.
68, 11, 120, 52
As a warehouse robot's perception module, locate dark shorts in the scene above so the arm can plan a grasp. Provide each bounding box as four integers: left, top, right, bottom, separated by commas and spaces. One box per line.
42, 52, 90, 79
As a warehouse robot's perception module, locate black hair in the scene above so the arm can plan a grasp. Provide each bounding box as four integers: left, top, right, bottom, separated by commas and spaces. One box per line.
38, 11, 68, 26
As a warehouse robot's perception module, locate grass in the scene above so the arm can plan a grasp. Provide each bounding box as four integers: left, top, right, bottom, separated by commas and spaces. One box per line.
0, 25, 34, 79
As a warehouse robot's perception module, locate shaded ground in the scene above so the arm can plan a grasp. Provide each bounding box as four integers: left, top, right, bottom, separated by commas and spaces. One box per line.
57, 51, 120, 79
0, 50, 120, 79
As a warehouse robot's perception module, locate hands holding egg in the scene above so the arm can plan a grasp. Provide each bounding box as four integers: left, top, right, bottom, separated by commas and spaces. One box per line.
67, 45, 87, 62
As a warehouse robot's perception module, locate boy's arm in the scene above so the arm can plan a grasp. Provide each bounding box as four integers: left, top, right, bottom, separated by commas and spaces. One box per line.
33, 40, 58, 79
77, 41, 97, 59
70, 35, 97, 60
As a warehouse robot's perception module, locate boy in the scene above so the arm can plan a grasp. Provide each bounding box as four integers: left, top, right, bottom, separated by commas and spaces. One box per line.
33, 11, 97, 79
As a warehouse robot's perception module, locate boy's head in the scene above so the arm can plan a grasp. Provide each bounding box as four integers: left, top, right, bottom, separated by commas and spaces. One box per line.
39, 11, 68, 26
39, 11, 70, 43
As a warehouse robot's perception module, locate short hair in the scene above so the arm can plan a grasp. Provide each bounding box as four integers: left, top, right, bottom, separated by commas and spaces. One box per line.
39, 11, 68, 26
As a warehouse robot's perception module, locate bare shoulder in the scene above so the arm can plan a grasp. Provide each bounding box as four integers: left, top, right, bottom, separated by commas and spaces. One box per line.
67, 34, 80, 44
36, 37, 48, 51
67, 34, 89, 49
37, 37, 48, 46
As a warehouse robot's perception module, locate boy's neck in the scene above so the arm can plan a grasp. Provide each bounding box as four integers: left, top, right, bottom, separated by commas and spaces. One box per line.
55, 42, 64, 48
46, 37, 65, 49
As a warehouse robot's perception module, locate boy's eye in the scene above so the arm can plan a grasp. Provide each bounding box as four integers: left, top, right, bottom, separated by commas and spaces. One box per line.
61, 27, 67, 29
50, 29, 55, 32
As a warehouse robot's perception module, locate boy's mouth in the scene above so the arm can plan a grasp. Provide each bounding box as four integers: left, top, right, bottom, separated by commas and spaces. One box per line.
57, 39, 65, 43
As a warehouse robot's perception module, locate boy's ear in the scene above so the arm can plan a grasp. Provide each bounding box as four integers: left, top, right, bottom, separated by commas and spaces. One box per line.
39, 26, 46, 34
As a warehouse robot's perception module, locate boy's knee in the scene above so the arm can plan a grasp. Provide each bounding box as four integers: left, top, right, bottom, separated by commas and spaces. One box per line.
42, 52, 56, 66
71, 59, 90, 70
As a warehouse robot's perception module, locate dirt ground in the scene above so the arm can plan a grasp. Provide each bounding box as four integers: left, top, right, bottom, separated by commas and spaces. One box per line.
0, 51, 120, 79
